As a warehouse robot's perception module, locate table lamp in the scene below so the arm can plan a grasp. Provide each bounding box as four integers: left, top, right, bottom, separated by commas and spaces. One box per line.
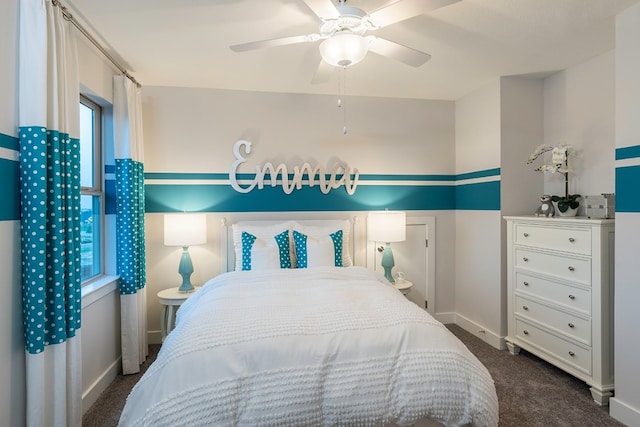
164, 213, 207, 292
367, 211, 406, 283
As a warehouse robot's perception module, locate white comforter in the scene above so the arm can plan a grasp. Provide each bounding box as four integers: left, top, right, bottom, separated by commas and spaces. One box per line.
119, 267, 498, 427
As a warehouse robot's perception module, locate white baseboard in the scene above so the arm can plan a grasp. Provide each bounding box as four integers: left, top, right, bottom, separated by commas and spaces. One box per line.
433, 311, 456, 325
610, 397, 640, 427
436, 312, 506, 350
148, 329, 163, 345
82, 357, 121, 415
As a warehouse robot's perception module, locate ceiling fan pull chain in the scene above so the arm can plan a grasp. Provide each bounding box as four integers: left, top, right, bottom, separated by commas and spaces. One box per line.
340, 66, 348, 135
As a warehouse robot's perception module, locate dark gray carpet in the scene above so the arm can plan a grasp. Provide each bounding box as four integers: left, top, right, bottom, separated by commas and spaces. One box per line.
446, 324, 623, 427
83, 324, 626, 427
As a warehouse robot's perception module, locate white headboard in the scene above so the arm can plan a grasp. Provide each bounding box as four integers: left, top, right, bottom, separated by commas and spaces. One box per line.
219, 217, 360, 272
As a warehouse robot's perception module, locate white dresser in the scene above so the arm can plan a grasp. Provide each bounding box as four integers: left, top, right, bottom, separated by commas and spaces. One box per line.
504, 216, 615, 405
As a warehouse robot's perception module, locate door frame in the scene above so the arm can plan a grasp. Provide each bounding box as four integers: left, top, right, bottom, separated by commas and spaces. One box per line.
366, 215, 436, 315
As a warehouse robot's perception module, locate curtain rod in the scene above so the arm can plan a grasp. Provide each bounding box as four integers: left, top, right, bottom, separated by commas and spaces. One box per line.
52, 0, 142, 88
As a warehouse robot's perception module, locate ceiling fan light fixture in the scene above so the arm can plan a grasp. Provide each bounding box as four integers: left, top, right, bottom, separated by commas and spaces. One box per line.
319, 33, 369, 68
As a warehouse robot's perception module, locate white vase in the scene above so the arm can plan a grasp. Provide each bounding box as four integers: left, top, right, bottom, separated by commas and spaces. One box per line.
553, 202, 578, 217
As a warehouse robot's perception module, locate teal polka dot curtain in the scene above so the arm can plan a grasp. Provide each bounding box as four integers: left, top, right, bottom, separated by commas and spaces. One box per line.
114, 75, 148, 375
18, 1, 83, 426
116, 157, 145, 295
20, 126, 82, 350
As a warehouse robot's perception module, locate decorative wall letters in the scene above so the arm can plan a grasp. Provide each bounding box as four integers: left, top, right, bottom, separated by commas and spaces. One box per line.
229, 140, 359, 195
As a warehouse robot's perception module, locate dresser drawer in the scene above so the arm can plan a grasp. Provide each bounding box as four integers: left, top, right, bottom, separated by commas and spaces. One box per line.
515, 272, 591, 315
515, 248, 591, 285
515, 318, 591, 375
515, 295, 591, 345
515, 223, 591, 255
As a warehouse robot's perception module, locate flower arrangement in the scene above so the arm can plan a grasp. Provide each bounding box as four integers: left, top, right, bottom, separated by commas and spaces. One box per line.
527, 143, 580, 214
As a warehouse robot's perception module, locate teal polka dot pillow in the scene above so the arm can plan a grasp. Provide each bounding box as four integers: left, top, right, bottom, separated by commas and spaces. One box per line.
232, 223, 293, 271
239, 230, 292, 271
293, 229, 343, 268
290, 220, 352, 267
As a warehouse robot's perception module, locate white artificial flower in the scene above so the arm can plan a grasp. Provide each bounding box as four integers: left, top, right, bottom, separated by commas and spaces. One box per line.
551, 147, 567, 165
527, 143, 575, 175
526, 144, 553, 164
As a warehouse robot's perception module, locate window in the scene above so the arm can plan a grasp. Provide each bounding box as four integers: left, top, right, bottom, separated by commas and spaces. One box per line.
79, 96, 104, 282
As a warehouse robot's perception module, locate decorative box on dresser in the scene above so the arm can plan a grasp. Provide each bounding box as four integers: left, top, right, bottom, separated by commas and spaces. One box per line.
504, 216, 615, 405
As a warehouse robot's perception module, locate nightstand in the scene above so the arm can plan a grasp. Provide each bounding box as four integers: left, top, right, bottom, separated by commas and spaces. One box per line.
158, 287, 200, 341
393, 279, 413, 296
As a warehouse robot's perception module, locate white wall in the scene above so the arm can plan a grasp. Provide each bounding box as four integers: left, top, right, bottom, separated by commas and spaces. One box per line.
610, 2, 640, 425
141, 86, 455, 175
455, 79, 502, 174
453, 80, 502, 347
0, 1, 24, 425
500, 76, 545, 216
543, 51, 616, 207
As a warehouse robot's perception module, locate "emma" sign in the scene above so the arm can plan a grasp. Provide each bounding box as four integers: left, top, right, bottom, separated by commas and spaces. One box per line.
229, 140, 359, 195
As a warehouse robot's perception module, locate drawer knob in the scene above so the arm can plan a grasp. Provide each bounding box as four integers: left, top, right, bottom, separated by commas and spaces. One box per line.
568, 351, 575, 357
522, 305, 529, 310
569, 237, 575, 243
523, 257, 529, 262
523, 281, 529, 286
568, 294, 575, 300
568, 323, 575, 328
523, 233, 529, 237
568, 266, 575, 271
523, 330, 529, 335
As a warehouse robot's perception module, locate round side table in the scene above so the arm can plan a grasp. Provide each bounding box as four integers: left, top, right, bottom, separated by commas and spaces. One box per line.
157, 287, 199, 341
393, 279, 414, 296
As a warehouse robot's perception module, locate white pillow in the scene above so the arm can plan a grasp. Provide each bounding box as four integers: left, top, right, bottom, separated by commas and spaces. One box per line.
232, 223, 292, 271
293, 230, 343, 268
291, 220, 353, 267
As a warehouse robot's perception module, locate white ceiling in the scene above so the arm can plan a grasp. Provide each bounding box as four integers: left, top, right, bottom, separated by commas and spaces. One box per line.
66, 0, 640, 100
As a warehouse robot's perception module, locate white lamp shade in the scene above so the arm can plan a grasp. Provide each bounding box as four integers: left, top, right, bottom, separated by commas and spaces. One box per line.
164, 213, 207, 247
319, 33, 369, 67
367, 211, 406, 243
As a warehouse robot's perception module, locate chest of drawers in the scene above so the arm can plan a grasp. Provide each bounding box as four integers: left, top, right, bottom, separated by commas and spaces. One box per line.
504, 216, 615, 405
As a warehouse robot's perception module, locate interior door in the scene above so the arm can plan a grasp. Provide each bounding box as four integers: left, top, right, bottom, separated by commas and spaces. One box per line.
369, 216, 435, 315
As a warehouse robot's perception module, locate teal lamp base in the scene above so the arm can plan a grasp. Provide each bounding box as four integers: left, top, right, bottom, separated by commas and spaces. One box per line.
381, 243, 395, 283
178, 246, 195, 293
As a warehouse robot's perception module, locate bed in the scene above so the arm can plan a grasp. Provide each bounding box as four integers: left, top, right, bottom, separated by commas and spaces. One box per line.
118, 219, 498, 426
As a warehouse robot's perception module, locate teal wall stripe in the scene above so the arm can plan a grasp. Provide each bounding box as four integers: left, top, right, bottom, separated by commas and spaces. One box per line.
145, 184, 456, 213
615, 145, 640, 161
456, 168, 501, 181
616, 165, 640, 212
144, 170, 501, 183
0, 133, 19, 151
144, 172, 455, 182
359, 174, 454, 181
455, 181, 501, 210
0, 158, 20, 221
105, 179, 116, 215
144, 169, 501, 213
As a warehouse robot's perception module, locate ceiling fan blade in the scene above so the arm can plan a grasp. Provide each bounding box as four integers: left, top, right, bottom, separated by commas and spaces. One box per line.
311, 60, 333, 84
230, 34, 318, 52
367, 37, 432, 67
302, 0, 340, 19
369, 0, 461, 28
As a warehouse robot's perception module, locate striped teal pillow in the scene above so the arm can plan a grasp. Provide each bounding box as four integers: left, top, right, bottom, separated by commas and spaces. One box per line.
293, 229, 343, 268
241, 230, 291, 270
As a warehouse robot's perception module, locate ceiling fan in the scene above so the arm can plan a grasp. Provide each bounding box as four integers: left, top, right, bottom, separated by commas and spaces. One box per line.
230, 0, 460, 78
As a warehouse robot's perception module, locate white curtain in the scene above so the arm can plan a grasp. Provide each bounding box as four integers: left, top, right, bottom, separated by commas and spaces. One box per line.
18, 1, 82, 426
113, 75, 148, 375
